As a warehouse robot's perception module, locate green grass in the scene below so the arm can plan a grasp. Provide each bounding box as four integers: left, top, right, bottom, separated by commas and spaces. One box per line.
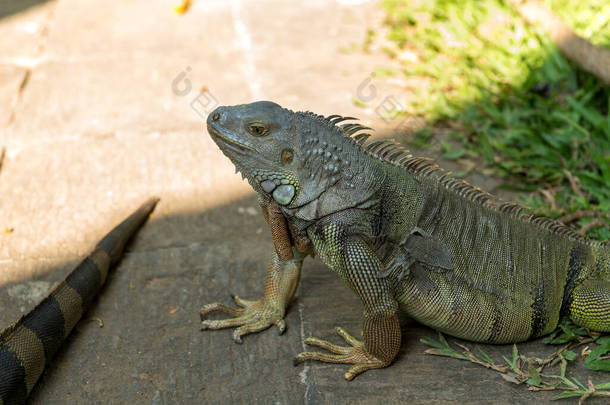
380, 0, 610, 241
421, 328, 610, 402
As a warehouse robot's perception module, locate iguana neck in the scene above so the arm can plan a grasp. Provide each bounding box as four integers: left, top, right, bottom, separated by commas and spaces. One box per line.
287, 113, 390, 217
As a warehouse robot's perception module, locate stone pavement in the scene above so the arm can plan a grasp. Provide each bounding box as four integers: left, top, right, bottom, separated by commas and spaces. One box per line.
0, 1, 604, 404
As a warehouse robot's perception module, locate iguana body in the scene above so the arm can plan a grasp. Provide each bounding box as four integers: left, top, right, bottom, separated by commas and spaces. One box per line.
201, 101, 610, 379
0, 198, 158, 405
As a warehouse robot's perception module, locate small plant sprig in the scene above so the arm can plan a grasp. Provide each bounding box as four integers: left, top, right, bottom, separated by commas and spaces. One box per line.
544, 320, 610, 373
421, 325, 610, 403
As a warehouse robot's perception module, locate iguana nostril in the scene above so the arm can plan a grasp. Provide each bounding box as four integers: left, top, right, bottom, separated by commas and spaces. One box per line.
212, 113, 220, 121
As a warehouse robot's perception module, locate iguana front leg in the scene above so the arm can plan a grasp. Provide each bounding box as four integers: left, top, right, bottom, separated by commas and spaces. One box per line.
295, 233, 401, 380
200, 200, 305, 343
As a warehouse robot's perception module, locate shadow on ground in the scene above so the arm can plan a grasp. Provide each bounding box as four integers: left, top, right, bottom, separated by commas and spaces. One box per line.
0, 0, 50, 20
0, 193, 606, 404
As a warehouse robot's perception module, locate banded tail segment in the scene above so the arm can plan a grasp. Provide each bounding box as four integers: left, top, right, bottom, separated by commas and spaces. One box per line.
0, 197, 159, 405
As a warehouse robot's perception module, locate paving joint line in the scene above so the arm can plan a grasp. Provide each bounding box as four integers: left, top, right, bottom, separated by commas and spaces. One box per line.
5, 0, 58, 128
0, 147, 5, 175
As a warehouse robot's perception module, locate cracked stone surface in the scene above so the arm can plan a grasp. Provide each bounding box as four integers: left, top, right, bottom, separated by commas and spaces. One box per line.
0, 1, 604, 404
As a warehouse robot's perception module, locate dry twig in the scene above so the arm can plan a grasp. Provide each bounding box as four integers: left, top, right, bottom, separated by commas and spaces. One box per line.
559, 210, 601, 224
580, 219, 608, 236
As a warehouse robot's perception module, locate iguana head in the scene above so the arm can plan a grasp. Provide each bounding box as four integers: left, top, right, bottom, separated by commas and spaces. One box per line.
207, 101, 369, 209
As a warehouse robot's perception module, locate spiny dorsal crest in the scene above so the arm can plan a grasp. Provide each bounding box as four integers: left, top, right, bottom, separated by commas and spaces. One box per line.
308, 112, 447, 174
299, 110, 600, 246
322, 113, 444, 175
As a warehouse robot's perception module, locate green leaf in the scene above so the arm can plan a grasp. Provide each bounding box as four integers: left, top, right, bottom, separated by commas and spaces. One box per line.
567, 97, 605, 129
559, 322, 578, 338
545, 320, 589, 344
437, 332, 450, 346
422, 335, 471, 360
585, 336, 610, 371
420, 336, 448, 350
571, 377, 586, 391
562, 350, 578, 361
560, 356, 568, 378
595, 336, 610, 346
502, 345, 521, 373
424, 348, 469, 360
543, 329, 560, 344
526, 365, 542, 387
476, 347, 494, 365
595, 382, 610, 390
560, 376, 578, 389
552, 391, 584, 400
442, 147, 466, 160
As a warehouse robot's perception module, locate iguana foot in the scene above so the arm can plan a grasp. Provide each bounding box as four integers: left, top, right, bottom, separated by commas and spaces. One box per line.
294, 326, 387, 380
200, 294, 286, 344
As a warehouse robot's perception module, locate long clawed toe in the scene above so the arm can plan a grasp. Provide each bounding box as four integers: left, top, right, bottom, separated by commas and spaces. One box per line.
294, 327, 387, 380
231, 294, 258, 308
233, 320, 273, 344
200, 294, 285, 343
200, 302, 243, 320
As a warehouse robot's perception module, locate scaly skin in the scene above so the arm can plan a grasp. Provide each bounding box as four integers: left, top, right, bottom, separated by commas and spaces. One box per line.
201, 100, 609, 380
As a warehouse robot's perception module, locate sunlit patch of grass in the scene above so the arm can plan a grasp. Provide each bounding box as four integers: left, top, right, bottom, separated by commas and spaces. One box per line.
380, 0, 610, 241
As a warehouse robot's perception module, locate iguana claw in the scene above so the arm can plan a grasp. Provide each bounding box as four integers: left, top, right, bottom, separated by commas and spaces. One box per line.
200, 294, 286, 343
294, 326, 387, 380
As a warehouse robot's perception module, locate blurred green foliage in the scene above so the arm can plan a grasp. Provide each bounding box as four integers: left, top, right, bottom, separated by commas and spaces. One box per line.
381, 0, 610, 240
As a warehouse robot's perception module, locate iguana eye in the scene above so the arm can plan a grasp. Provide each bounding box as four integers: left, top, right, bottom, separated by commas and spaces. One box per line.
248, 123, 267, 137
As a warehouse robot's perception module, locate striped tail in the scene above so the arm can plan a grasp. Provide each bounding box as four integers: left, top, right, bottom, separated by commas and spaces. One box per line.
0, 197, 159, 405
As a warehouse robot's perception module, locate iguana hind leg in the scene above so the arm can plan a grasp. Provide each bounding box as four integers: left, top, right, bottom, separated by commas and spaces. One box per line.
568, 279, 610, 332
200, 249, 304, 343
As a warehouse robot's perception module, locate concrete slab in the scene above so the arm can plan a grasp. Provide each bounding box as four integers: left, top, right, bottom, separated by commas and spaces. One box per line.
0, 0, 54, 60
0, 64, 28, 127
237, 0, 396, 114
45, 0, 233, 59
0, 129, 252, 284
45, 0, 406, 127
4, 55, 240, 142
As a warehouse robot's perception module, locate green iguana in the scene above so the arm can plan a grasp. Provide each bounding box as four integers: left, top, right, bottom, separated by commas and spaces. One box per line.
201, 100, 610, 380
0, 198, 158, 405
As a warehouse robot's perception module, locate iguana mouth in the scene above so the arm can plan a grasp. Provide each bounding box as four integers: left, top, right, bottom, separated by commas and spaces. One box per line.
208, 123, 256, 152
